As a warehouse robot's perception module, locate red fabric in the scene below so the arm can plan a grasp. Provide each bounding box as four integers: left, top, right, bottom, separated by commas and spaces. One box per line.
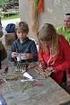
39, 35, 70, 84
38, 0, 44, 14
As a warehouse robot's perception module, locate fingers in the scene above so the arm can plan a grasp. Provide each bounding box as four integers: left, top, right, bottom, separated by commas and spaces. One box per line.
11, 52, 17, 58
47, 54, 56, 66
11, 52, 32, 60
20, 53, 33, 60
35, 66, 54, 78
42, 67, 55, 77
26, 53, 33, 59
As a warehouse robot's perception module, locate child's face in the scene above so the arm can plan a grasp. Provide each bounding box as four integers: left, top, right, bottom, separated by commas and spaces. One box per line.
17, 30, 27, 40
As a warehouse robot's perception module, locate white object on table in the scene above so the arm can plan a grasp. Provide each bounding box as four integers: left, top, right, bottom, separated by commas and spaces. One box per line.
23, 72, 33, 80
17, 55, 21, 61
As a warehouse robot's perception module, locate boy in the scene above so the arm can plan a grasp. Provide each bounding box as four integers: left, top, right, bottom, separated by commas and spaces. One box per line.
9, 21, 38, 63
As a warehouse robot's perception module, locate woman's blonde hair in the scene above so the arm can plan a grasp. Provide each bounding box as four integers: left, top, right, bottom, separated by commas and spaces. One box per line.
37, 23, 58, 55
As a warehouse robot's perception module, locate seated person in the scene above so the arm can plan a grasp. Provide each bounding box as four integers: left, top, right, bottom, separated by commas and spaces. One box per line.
0, 41, 7, 69
37, 23, 70, 85
57, 13, 70, 43
9, 21, 38, 63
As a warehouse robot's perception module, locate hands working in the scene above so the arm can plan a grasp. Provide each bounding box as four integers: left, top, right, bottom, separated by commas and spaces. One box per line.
38, 62, 55, 78
11, 52, 17, 58
11, 52, 33, 60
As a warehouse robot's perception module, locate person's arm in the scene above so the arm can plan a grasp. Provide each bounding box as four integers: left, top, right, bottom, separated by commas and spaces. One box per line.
8, 41, 17, 62
54, 36, 70, 72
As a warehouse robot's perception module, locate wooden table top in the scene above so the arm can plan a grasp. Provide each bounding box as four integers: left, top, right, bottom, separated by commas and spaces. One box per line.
0, 63, 70, 105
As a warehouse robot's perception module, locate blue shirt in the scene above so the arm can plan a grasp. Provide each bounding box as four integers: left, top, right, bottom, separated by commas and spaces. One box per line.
9, 37, 38, 62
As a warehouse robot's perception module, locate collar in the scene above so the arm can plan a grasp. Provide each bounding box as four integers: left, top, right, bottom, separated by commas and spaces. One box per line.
63, 27, 70, 33
17, 37, 29, 44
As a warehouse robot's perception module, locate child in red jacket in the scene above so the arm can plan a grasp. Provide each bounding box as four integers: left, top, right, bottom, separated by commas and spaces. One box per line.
37, 23, 70, 85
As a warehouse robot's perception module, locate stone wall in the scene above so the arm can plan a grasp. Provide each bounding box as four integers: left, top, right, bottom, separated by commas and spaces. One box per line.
19, 0, 70, 39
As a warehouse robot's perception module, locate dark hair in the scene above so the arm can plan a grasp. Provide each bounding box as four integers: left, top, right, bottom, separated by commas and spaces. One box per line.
65, 13, 70, 16
16, 21, 29, 33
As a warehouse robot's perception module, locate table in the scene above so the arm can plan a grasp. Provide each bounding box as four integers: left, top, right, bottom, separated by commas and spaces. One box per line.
0, 64, 70, 105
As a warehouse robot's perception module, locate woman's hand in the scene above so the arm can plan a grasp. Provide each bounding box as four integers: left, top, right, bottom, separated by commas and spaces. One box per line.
47, 54, 57, 66
45, 67, 54, 72
39, 61, 47, 70
39, 66, 54, 78
38, 62, 54, 78
44, 67, 55, 77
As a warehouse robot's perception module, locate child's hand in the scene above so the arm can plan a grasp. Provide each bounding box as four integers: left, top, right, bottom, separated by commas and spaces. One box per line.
25, 53, 33, 59
21, 53, 33, 60
11, 52, 17, 58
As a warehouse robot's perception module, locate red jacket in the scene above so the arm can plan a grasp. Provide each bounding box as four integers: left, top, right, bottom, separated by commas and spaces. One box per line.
39, 35, 70, 84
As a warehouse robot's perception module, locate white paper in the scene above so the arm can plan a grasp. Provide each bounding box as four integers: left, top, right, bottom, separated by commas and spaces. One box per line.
23, 72, 33, 79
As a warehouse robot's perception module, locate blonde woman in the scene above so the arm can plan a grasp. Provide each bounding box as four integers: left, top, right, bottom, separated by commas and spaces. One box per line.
37, 23, 70, 85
